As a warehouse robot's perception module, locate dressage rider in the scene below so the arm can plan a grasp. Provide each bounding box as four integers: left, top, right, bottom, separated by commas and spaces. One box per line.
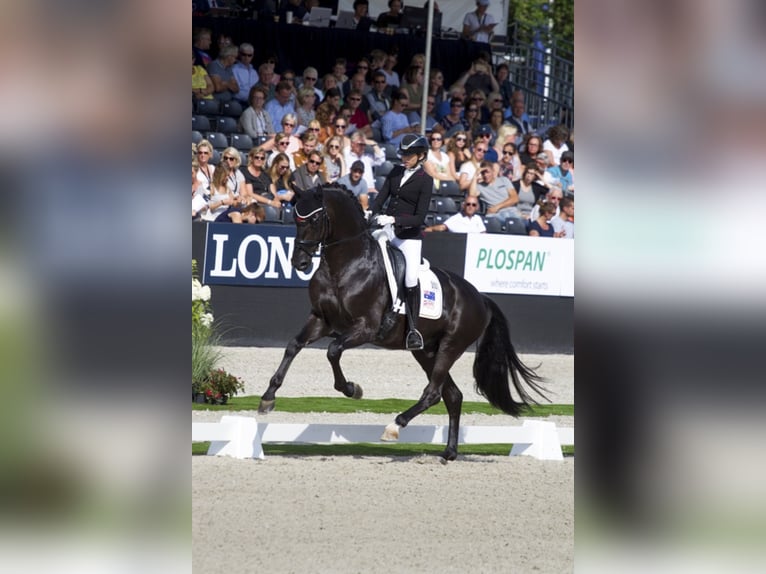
371, 134, 433, 350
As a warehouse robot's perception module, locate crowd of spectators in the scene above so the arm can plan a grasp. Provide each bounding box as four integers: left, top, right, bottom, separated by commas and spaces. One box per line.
192, 21, 574, 237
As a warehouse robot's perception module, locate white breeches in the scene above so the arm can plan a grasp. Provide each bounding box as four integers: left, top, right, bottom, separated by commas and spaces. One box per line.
390, 237, 421, 288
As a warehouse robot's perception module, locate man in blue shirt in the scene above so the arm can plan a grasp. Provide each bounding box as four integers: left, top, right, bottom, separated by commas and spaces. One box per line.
265, 80, 296, 129
381, 91, 417, 147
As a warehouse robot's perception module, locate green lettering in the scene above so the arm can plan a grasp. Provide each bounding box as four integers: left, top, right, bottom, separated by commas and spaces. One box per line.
494, 249, 506, 269
515, 250, 526, 269
522, 251, 534, 270
477, 248, 488, 268
535, 252, 546, 271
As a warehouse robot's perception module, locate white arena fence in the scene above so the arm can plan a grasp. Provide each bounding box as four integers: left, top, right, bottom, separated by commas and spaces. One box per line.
192, 415, 575, 461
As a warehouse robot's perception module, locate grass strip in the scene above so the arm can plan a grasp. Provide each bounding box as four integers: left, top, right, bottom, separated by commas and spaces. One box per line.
193, 396, 573, 417
193, 442, 574, 457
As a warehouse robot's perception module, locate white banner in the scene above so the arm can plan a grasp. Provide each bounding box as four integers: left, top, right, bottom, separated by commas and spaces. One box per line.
464, 234, 574, 297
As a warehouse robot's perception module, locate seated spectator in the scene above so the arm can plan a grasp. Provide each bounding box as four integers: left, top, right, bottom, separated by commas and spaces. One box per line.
495, 62, 515, 109
239, 86, 275, 142
508, 97, 533, 140
543, 124, 571, 166
529, 187, 563, 222
518, 133, 544, 166
458, 137, 490, 190
346, 89, 372, 137
266, 133, 297, 170
481, 91, 506, 124
492, 124, 519, 170
220, 147, 248, 201
376, 0, 404, 29
343, 132, 385, 196
436, 85, 466, 122
322, 136, 347, 183
462, 0, 498, 43
337, 160, 370, 209
464, 98, 483, 137
315, 102, 337, 146
366, 71, 392, 125
545, 150, 574, 193
232, 43, 259, 105
469, 160, 519, 221
330, 115, 352, 149
192, 52, 214, 102
192, 161, 209, 221
427, 68, 449, 110
513, 162, 547, 219
202, 161, 236, 222
550, 196, 574, 238
194, 139, 216, 194
207, 45, 239, 103
476, 125, 497, 161
439, 97, 469, 134
241, 147, 281, 209
321, 73, 339, 98
379, 51, 400, 88
381, 91, 416, 146
293, 132, 319, 169
263, 153, 293, 205
300, 67, 324, 101
425, 197, 486, 233
295, 88, 317, 131
456, 60, 498, 101
446, 130, 471, 182
342, 72, 370, 104
265, 80, 296, 129
279, 69, 298, 103
369, 49, 387, 75
424, 132, 458, 190
331, 57, 349, 95
215, 202, 266, 224
484, 108, 506, 148
400, 65, 425, 113
278, 113, 302, 155
290, 150, 327, 192
322, 88, 343, 114
528, 202, 558, 237
255, 62, 276, 101
534, 152, 552, 182
192, 27, 212, 68
410, 96, 439, 133
497, 140, 522, 182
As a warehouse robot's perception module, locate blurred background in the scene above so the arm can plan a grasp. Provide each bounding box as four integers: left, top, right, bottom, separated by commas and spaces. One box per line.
0, 0, 765, 572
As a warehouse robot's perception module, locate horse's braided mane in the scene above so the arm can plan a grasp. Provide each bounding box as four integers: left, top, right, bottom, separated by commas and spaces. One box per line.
318, 182, 366, 222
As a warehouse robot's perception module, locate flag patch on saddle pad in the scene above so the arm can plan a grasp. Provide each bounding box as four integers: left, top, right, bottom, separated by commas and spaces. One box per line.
393, 269, 443, 320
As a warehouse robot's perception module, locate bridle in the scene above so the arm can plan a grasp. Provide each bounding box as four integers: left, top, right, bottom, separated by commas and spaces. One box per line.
294, 203, 366, 258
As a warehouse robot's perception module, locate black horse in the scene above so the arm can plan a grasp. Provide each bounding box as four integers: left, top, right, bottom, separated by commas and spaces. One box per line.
258, 183, 548, 461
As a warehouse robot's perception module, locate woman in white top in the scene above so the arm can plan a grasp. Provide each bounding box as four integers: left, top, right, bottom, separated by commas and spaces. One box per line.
202, 162, 236, 222
194, 139, 216, 193
424, 131, 456, 190
220, 146, 247, 203
542, 124, 570, 166
239, 85, 274, 141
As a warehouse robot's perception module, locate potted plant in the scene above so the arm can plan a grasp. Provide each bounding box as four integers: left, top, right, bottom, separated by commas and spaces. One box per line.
200, 369, 245, 405
192, 260, 221, 402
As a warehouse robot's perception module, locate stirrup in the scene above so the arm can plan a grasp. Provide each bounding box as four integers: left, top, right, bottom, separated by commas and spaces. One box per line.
406, 329, 424, 350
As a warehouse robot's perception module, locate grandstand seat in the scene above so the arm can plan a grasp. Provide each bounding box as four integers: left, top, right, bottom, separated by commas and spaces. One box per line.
215, 116, 239, 134
196, 99, 221, 116
221, 100, 243, 117
382, 143, 399, 161
211, 149, 221, 165
374, 175, 386, 191
282, 204, 295, 224
504, 217, 528, 235
424, 213, 435, 227
432, 213, 449, 225
374, 161, 394, 177
262, 205, 282, 223
239, 151, 248, 164
230, 133, 253, 151
205, 132, 229, 150
438, 180, 461, 198
192, 130, 203, 145
484, 217, 504, 234
433, 197, 457, 214
192, 115, 210, 132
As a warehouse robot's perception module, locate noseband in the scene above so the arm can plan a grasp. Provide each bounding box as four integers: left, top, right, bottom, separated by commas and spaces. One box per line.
294, 202, 367, 258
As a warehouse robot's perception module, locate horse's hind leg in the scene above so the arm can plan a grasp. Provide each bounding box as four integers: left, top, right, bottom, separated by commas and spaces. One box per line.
382, 349, 463, 460
259, 313, 329, 413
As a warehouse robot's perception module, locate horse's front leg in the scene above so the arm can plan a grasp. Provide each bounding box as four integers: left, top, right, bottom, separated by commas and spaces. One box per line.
258, 312, 329, 413
326, 320, 378, 399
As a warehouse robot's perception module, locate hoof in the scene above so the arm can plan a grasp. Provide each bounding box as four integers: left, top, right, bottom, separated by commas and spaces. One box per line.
380, 423, 400, 442
351, 383, 363, 400
258, 399, 275, 414
441, 449, 457, 463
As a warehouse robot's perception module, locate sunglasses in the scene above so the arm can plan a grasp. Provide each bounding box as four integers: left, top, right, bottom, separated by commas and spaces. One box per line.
502, 150, 513, 155
329, 144, 340, 149
278, 165, 288, 170
308, 160, 321, 165
278, 141, 289, 146
197, 150, 210, 155
464, 202, 478, 207
561, 158, 573, 163
374, 80, 386, 84
335, 124, 346, 128
431, 138, 442, 142
253, 155, 266, 160
456, 137, 466, 142
223, 156, 237, 161
283, 123, 295, 127
348, 97, 362, 101
308, 127, 320, 132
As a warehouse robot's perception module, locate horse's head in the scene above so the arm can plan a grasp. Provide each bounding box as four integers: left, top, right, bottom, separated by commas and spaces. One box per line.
291, 187, 327, 272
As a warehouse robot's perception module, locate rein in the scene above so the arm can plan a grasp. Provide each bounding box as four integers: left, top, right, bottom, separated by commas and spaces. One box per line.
294, 204, 367, 258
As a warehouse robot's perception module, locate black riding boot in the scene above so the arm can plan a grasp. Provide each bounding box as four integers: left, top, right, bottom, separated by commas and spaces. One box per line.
405, 286, 424, 350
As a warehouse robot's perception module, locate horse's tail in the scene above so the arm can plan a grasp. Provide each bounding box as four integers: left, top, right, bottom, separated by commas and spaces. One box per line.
473, 297, 550, 416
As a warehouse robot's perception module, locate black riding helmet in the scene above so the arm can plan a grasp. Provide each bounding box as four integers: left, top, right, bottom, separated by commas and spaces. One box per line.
397, 133, 428, 158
